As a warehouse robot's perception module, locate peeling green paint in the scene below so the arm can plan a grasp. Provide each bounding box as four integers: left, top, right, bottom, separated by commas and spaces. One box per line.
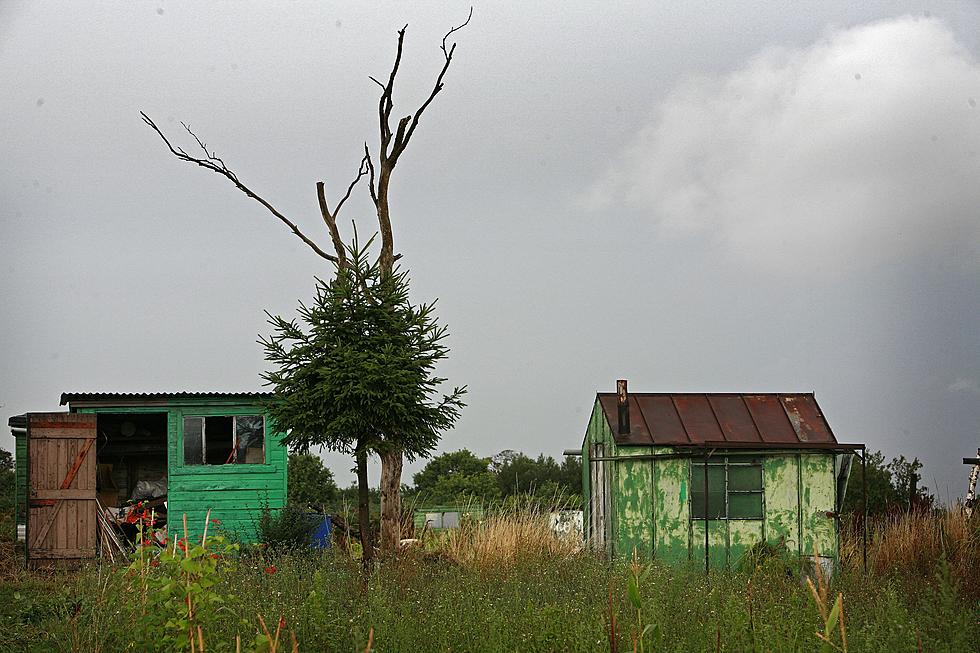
582, 405, 844, 566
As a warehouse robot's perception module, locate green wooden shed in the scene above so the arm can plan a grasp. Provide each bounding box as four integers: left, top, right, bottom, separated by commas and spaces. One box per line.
10, 392, 286, 564
582, 382, 862, 570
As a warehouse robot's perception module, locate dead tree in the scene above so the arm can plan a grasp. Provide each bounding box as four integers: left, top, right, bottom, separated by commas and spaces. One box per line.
141, 9, 471, 558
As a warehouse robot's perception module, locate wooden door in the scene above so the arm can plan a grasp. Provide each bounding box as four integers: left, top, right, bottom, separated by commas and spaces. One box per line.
27, 413, 97, 564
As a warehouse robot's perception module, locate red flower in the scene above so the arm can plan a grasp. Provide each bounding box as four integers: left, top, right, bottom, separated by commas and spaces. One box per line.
150, 559, 160, 567
210, 518, 222, 525
211, 554, 219, 559
278, 616, 286, 631
177, 539, 187, 552
264, 565, 277, 575
142, 538, 152, 547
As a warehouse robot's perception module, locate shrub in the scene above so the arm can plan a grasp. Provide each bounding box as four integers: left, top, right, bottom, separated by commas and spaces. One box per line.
256, 503, 317, 551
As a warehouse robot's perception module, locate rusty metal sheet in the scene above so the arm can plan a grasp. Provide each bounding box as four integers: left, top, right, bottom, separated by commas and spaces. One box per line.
781, 395, 834, 443
742, 395, 799, 443
636, 395, 690, 444
600, 392, 841, 449
598, 394, 650, 445
671, 395, 724, 443
707, 395, 763, 443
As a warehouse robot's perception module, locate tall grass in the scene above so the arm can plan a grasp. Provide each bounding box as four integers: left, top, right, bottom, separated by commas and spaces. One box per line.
841, 506, 979, 596
435, 497, 580, 567
0, 507, 976, 651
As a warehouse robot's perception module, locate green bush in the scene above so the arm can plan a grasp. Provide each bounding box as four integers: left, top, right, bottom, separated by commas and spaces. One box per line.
255, 503, 317, 551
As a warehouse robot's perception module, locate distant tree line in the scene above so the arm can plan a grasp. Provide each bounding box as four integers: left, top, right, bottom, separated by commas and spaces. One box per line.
285, 449, 582, 513
408, 449, 583, 507
842, 450, 933, 515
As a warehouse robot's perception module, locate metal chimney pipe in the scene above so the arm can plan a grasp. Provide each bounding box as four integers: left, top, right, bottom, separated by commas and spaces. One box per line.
617, 379, 630, 435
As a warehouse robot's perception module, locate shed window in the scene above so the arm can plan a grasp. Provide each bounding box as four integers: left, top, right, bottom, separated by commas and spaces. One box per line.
183, 415, 265, 465
691, 457, 763, 520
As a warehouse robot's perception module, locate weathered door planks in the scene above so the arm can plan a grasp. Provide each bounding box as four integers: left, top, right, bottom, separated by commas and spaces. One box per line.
27, 413, 97, 564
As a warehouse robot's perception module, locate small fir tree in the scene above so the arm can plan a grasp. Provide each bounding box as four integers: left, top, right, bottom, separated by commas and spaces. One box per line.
260, 241, 465, 560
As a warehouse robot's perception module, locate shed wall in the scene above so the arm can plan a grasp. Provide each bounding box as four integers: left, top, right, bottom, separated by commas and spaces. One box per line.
76, 400, 287, 544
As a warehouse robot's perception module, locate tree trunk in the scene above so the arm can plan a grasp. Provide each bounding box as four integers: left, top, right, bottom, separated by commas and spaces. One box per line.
355, 447, 373, 565
379, 448, 404, 555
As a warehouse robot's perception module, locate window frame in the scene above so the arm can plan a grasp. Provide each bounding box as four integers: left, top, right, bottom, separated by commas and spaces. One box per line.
182, 414, 266, 466
690, 456, 765, 521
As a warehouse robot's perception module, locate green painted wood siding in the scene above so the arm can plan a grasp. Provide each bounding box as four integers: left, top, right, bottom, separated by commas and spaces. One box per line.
582, 400, 843, 566
77, 400, 287, 544
15, 432, 27, 527
170, 405, 287, 543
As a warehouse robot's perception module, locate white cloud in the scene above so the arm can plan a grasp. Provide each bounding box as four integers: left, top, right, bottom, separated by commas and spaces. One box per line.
947, 377, 980, 395
587, 16, 980, 274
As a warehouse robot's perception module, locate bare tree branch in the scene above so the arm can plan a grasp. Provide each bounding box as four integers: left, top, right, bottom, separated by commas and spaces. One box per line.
363, 142, 379, 208
140, 111, 339, 263
441, 6, 473, 56
316, 152, 370, 265
391, 7, 472, 164
367, 8, 472, 274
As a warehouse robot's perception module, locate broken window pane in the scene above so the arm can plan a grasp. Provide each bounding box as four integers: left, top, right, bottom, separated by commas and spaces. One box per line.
235, 415, 265, 464
183, 417, 204, 465
205, 416, 234, 465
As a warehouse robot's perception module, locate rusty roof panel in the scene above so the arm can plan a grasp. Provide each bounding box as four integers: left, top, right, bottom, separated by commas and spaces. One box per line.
781, 395, 834, 443
598, 394, 651, 445
707, 395, 763, 443
636, 395, 690, 444
598, 392, 840, 448
742, 395, 799, 443
671, 395, 724, 443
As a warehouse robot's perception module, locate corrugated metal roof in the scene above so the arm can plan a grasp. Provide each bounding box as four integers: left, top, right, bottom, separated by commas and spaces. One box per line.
598, 392, 841, 448
60, 391, 273, 405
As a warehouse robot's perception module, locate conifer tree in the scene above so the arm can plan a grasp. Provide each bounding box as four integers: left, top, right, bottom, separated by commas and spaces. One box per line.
260, 241, 465, 559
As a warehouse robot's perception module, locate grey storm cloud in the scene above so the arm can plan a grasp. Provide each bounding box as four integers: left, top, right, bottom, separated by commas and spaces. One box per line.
586, 16, 980, 276
2, 3, 978, 497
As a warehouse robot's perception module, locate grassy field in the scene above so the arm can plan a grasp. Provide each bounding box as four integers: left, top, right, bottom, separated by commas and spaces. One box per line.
0, 508, 976, 652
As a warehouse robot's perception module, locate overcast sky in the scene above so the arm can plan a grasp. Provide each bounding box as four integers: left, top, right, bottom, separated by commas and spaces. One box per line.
2, 2, 979, 498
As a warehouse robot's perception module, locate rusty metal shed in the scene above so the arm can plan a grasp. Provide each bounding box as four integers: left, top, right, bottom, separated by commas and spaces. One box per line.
582, 382, 863, 570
